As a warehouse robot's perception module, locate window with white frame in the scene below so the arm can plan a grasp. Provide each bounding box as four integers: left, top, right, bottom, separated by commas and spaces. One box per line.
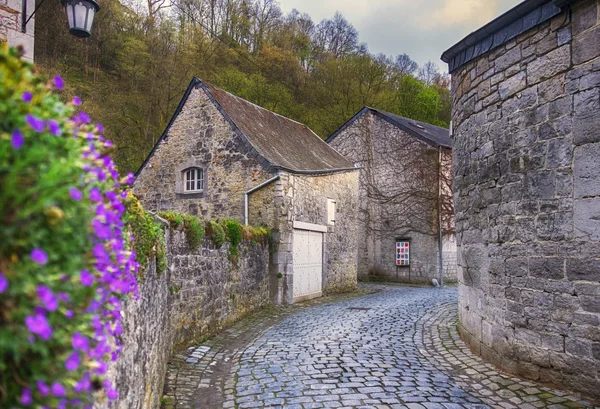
184, 168, 204, 192
327, 199, 336, 225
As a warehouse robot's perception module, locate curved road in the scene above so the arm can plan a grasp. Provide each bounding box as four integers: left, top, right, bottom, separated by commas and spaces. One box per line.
163, 285, 596, 409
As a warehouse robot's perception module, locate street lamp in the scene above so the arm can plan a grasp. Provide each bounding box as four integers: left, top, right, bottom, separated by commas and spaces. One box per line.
61, 0, 100, 38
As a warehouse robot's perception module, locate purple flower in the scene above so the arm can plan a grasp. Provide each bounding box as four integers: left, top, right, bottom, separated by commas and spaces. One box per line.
47, 120, 61, 136
90, 188, 103, 202
125, 172, 135, 185
53, 75, 64, 90
20, 387, 32, 405
0, 273, 8, 293
51, 383, 66, 397
72, 332, 89, 351
37, 381, 50, 396
107, 388, 119, 400
37, 285, 59, 311
80, 270, 94, 286
95, 361, 108, 375
65, 351, 80, 371
31, 248, 48, 264
69, 187, 83, 201
73, 96, 82, 106
93, 219, 112, 240
12, 129, 24, 149
97, 123, 104, 132
22, 91, 33, 102
75, 373, 91, 393
65, 310, 74, 319
26, 114, 45, 132
25, 314, 52, 340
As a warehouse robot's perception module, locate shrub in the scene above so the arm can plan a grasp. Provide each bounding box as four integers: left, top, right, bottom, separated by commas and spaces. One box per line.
223, 219, 243, 262
224, 219, 243, 248
182, 214, 204, 250
251, 226, 270, 244
0, 44, 137, 407
205, 220, 226, 248
158, 210, 183, 229
125, 194, 167, 275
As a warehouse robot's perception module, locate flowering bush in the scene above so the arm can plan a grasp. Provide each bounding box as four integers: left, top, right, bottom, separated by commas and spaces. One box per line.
0, 44, 138, 408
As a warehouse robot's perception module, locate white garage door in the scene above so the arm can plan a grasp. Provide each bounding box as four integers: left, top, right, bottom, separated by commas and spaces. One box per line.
292, 229, 323, 302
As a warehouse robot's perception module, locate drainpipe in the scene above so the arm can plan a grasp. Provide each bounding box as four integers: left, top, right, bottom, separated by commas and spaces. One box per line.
438, 146, 444, 287
244, 174, 280, 225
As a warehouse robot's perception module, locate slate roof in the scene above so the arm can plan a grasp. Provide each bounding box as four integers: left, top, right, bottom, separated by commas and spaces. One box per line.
325, 107, 451, 149
202, 81, 354, 173
441, 0, 575, 73
136, 78, 354, 176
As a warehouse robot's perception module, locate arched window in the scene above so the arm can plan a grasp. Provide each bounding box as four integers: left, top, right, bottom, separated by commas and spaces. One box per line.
184, 168, 204, 192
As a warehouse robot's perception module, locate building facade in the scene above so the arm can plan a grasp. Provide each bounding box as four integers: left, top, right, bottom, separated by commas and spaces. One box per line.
134, 78, 360, 304
1, 0, 34, 61
327, 107, 456, 284
443, 0, 600, 401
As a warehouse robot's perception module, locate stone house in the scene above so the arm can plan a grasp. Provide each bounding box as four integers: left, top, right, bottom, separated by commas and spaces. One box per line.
326, 107, 456, 284
134, 77, 360, 304
442, 0, 600, 401
1, 0, 35, 61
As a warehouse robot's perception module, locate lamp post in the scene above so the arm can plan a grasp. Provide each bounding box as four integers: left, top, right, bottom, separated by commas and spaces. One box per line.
61, 0, 100, 38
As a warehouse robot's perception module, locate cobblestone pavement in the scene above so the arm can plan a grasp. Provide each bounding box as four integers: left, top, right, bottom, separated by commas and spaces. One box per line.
162, 285, 597, 409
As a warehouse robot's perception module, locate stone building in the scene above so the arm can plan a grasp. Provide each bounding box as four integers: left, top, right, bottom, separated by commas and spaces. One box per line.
1, 0, 34, 61
442, 0, 600, 401
134, 78, 360, 304
327, 107, 456, 284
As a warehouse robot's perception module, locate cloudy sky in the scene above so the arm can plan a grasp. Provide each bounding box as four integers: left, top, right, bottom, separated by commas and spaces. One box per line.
278, 0, 523, 71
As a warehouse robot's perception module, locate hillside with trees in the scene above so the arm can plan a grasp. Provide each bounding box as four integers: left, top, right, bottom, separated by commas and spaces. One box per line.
34, 0, 451, 173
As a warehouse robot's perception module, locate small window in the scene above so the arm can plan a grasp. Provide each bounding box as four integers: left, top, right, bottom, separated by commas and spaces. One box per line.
396, 239, 410, 267
327, 199, 336, 225
184, 168, 203, 192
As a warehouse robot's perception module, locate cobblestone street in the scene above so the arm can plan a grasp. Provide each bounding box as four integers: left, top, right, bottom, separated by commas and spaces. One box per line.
162, 285, 597, 409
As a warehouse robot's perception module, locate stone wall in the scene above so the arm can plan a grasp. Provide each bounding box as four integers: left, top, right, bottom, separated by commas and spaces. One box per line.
1, 0, 34, 61
98, 257, 172, 409
329, 110, 456, 283
134, 85, 274, 220
247, 181, 276, 227
272, 170, 360, 303
98, 221, 270, 409
168, 228, 270, 344
451, 0, 600, 400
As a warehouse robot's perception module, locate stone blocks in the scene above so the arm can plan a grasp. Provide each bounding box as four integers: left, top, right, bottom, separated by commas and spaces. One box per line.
450, 0, 600, 402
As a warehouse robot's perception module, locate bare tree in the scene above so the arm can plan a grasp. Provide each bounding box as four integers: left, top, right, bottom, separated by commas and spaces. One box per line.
418, 61, 440, 86
251, 0, 282, 53
312, 12, 359, 60
340, 117, 453, 241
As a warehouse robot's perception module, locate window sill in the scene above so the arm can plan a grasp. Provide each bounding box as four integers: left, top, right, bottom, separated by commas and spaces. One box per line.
176, 191, 204, 199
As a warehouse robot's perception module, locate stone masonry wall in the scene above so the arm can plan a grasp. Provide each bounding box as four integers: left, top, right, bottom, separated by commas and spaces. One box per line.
329, 111, 456, 283
168, 228, 270, 344
134, 85, 275, 221
248, 181, 276, 227
272, 170, 360, 303
451, 0, 600, 401
98, 221, 270, 409
1, 0, 34, 61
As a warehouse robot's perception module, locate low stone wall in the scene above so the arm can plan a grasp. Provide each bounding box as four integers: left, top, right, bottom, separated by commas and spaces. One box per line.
98, 222, 270, 409
169, 229, 270, 344
98, 257, 172, 409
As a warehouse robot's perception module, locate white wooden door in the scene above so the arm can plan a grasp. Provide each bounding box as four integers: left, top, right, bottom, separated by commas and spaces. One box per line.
292, 229, 323, 302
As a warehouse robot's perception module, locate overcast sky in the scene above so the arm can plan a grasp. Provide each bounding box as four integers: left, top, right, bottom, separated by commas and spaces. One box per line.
278, 0, 523, 71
